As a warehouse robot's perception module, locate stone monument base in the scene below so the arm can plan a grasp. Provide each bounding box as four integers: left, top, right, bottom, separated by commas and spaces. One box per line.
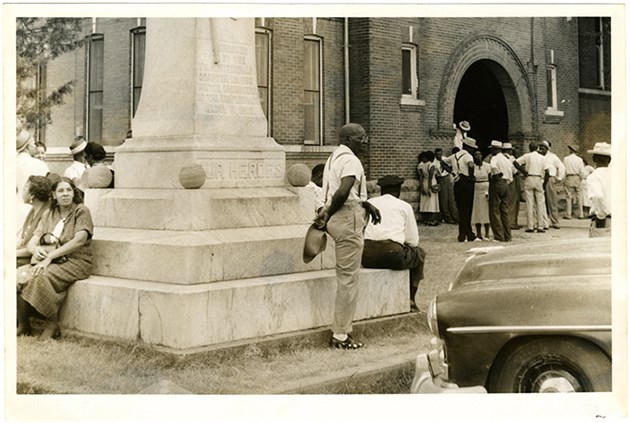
59, 269, 409, 352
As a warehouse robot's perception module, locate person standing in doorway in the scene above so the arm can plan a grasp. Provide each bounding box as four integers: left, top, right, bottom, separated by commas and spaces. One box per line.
314, 123, 381, 350
453, 137, 477, 242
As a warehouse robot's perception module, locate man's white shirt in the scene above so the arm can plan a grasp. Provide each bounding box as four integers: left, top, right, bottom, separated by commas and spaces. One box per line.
322, 144, 367, 205
364, 194, 418, 246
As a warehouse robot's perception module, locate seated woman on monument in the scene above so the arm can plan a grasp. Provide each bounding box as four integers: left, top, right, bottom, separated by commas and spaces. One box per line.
16, 177, 95, 339
16, 175, 52, 267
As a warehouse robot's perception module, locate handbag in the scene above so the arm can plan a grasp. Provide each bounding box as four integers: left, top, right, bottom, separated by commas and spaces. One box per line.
30, 232, 68, 265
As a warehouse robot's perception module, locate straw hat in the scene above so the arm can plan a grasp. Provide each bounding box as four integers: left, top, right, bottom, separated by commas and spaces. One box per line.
462, 137, 478, 149
568, 144, 579, 153
502, 142, 513, 150
458, 121, 471, 132
303, 224, 328, 263
489, 140, 503, 149
16, 129, 31, 152
587, 142, 611, 156
70, 136, 87, 155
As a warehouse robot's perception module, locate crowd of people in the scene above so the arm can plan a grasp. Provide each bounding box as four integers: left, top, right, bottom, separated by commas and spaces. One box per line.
16, 119, 611, 350
14, 124, 115, 340
308, 121, 611, 350
413, 121, 608, 243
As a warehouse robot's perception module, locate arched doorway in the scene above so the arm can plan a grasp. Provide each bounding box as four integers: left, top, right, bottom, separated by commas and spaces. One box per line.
454, 60, 508, 156
436, 35, 538, 156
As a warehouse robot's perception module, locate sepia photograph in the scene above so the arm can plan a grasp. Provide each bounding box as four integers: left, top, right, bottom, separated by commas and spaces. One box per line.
4, 2, 627, 422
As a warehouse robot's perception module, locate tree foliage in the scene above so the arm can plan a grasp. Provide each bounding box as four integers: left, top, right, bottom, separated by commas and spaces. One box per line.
16, 18, 84, 133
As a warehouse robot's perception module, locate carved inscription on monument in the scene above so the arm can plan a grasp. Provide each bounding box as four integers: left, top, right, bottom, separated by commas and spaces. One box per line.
197, 42, 261, 118
203, 159, 284, 181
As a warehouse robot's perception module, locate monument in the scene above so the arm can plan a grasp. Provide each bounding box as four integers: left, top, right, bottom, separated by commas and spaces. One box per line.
60, 18, 409, 352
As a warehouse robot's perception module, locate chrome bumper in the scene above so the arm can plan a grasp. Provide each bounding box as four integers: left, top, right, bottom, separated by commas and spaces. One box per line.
410, 352, 487, 394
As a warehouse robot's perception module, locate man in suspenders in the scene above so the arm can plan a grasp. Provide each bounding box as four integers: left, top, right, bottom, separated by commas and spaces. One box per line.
314, 123, 381, 350
453, 137, 478, 242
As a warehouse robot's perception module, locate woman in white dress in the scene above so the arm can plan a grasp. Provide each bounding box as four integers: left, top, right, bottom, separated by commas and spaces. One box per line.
417, 151, 440, 226
471, 150, 492, 240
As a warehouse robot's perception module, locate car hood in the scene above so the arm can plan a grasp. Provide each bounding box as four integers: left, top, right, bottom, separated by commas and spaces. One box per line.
451, 237, 611, 291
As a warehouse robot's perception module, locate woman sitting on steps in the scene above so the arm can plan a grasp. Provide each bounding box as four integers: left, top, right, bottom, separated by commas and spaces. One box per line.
16, 177, 94, 340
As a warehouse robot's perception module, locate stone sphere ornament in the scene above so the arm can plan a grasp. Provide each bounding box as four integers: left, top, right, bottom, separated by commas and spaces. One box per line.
286, 164, 310, 187
179, 163, 206, 189
87, 165, 113, 188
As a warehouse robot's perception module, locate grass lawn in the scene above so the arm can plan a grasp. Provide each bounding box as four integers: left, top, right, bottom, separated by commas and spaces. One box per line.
14, 216, 590, 395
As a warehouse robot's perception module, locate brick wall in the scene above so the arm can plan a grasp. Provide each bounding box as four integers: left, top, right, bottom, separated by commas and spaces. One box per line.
37, 17, 607, 188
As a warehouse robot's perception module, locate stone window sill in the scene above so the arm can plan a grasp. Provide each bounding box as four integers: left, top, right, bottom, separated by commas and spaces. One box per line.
400, 97, 426, 107
544, 108, 564, 124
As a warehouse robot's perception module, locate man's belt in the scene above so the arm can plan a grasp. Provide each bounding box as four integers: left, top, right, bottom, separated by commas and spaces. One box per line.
527, 174, 541, 177
566, 174, 580, 176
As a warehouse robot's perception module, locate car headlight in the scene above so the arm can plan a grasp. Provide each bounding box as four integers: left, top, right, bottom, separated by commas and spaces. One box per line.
427, 297, 439, 336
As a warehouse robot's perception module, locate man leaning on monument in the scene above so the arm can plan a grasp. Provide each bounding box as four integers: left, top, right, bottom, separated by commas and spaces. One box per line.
314, 123, 381, 350
361, 175, 426, 312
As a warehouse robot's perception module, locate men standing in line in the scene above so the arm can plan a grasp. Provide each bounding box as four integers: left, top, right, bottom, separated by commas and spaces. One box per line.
488, 140, 512, 242
314, 123, 381, 350
538, 140, 565, 229
563, 144, 586, 219
362, 175, 426, 312
586, 142, 611, 238
433, 148, 458, 224
64, 136, 89, 187
502, 143, 522, 229
453, 137, 477, 242
514, 141, 550, 233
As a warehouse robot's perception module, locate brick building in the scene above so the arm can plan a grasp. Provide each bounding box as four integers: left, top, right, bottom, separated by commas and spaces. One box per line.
34, 17, 611, 183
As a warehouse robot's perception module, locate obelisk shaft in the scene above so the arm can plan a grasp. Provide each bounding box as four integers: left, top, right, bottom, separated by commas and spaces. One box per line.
115, 18, 285, 189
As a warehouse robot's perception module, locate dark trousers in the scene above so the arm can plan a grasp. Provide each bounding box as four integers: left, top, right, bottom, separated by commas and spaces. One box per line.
361, 239, 426, 300
454, 177, 475, 241
489, 178, 512, 241
437, 175, 458, 222
508, 177, 521, 228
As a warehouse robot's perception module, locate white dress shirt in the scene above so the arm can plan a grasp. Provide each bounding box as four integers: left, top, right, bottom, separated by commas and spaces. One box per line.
516, 151, 550, 176
563, 153, 585, 176
490, 153, 514, 182
364, 194, 419, 246
16, 152, 50, 198
545, 152, 566, 180
587, 167, 611, 219
64, 160, 89, 181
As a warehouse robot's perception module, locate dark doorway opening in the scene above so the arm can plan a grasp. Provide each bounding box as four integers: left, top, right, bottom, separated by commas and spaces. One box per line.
454, 60, 508, 157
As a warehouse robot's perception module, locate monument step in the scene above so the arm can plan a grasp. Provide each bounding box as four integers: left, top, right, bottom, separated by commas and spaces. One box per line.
85, 186, 314, 231
92, 224, 336, 284
59, 268, 410, 352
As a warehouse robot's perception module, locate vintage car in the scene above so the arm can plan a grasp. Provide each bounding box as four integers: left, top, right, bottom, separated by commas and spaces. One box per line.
411, 237, 612, 393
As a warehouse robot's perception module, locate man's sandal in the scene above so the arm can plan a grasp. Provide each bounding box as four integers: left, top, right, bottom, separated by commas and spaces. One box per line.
330, 335, 364, 350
